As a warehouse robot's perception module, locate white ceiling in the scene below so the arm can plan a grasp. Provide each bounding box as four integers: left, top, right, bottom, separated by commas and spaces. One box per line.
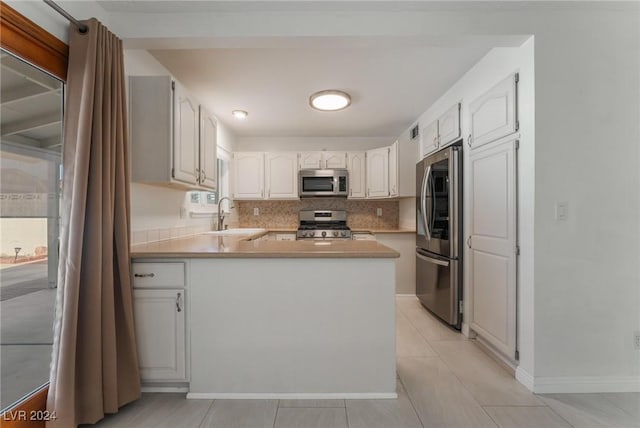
99, 0, 528, 138
150, 39, 509, 138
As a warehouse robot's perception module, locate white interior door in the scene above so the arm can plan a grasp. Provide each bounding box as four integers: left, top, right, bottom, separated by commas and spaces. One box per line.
468, 136, 518, 360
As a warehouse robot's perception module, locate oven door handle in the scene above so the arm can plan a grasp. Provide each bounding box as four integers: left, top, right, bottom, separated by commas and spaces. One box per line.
416, 250, 449, 267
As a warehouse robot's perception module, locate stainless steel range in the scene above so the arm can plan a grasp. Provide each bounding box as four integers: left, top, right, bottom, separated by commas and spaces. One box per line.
296, 210, 352, 240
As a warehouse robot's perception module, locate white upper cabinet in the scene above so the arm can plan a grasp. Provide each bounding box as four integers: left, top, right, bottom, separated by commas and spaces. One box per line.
299, 151, 347, 169
438, 102, 461, 148
347, 152, 366, 199
366, 147, 389, 198
421, 119, 439, 158
265, 152, 298, 199
299, 152, 323, 169
129, 76, 217, 190
323, 151, 348, 169
199, 107, 217, 190
469, 73, 518, 149
388, 141, 398, 197
173, 83, 199, 185
233, 152, 265, 199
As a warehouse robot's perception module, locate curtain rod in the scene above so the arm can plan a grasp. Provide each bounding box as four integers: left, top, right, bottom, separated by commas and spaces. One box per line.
43, 0, 88, 34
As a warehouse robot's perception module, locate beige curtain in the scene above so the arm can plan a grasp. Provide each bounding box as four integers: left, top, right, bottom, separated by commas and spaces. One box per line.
47, 19, 140, 427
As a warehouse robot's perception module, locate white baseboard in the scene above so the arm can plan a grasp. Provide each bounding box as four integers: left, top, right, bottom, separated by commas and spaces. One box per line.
530, 376, 640, 393
395, 294, 417, 298
515, 367, 535, 392
461, 323, 477, 339
186, 392, 398, 400
142, 386, 189, 393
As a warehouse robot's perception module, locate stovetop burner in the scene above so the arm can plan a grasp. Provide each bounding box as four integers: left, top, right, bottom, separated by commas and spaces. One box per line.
296, 210, 352, 240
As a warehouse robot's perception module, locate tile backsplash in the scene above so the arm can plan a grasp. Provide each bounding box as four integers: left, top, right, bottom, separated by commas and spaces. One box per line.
237, 199, 399, 230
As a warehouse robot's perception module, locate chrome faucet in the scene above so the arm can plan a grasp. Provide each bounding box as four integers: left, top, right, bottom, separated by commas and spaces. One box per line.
217, 197, 234, 231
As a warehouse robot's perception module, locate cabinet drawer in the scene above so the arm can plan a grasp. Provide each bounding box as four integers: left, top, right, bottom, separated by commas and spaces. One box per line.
132, 262, 185, 288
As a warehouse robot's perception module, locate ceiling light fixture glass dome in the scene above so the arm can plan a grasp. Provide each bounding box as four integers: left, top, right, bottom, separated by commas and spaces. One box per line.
309, 90, 351, 111
232, 110, 248, 119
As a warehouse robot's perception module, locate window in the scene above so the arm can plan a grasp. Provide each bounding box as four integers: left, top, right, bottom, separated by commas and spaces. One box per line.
188, 152, 230, 211
0, 49, 63, 411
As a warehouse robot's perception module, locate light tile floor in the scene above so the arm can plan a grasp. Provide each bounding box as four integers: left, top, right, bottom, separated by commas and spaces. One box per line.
88, 296, 640, 428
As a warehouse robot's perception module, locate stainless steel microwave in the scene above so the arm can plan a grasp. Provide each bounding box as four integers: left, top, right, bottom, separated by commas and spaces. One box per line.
299, 169, 349, 197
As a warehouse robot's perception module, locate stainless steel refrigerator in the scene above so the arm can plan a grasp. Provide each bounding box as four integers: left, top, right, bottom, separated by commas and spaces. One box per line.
416, 142, 463, 329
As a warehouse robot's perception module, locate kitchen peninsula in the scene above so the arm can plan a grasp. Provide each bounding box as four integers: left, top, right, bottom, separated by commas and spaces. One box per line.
131, 232, 399, 399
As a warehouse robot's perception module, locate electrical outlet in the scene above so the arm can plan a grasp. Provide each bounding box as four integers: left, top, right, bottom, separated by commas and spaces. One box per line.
634, 331, 640, 350
376, 208, 382, 217
555, 202, 568, 221
253, 207, 260, 216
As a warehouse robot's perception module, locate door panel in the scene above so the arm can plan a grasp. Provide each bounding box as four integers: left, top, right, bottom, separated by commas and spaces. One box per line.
323, 151, 347, 169
233, 152, 265, 199
199, 107, 217, 189
438, 102, 461, 147
173, 83, 199, 184
421, 119, 438, 157
266, 152, 298, 199
347, 152, 366, 198
366, 147, 389, 198
134, 289, 186, 381
469, 73, 518, 149
468, 137, 518, 359
299, 152, 323, 169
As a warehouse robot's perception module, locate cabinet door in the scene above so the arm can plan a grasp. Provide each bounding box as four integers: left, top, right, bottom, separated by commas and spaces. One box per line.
199, 107, 217, 190
347, 152, 366, 199
299, 152, 323, 169
233, 152, 265, 199
468, 137, 518, 359
388, 142, 398, 197
469, 73, 518, 149
134, 289, 186, 381
366, 147, 389, 198
323, 151, 348, 169
173, 83, 199, 185
438, 103, 461, 148
265, 152, 298, 199
421, 119, 439, 158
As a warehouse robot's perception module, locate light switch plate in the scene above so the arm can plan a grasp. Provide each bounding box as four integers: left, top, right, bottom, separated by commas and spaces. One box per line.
555, 202, 568, 221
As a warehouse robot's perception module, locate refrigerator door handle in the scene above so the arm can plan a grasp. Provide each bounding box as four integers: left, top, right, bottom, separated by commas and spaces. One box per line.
416, 250, 450, 267
420, 165, 431, 240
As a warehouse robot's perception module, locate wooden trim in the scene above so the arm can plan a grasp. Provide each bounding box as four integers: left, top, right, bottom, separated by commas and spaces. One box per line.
0, 385, 48, 428
0, 1, 68, 81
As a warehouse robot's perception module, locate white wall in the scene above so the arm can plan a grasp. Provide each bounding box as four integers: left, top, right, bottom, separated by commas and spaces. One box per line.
402, 39, 536, 378
235, 136, 392, 152
5, 0, 110, 43
124, 50, 237, 232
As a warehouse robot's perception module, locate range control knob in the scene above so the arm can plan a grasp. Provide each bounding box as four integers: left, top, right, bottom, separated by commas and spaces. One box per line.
333, 231, 339, 237
308, 231, 315, 237
321, 231, 327, 238
340, 231, 347, 237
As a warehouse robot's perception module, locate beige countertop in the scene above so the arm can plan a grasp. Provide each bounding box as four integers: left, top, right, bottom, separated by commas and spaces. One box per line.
131, 233, 399, 259
239, 228, 415, 234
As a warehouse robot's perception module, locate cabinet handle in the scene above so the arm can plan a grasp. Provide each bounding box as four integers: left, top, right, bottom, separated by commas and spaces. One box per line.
202, 171, 206, 182
261, 189, 264, 198
268, 189, 271, 198
176, 292, 182, 312
350, 188, 352, 197
319, 159, 322, 168
195, 168, 200, 183
134, 273, 155, 278
467, 236, 472, 248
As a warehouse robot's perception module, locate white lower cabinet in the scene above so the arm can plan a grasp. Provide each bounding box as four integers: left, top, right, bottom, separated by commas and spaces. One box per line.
134, 289, 186, 381
132, 260, 187, 383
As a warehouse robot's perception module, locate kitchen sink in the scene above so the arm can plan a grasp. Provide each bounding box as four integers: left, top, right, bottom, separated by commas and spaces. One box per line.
204, 228, 266, 236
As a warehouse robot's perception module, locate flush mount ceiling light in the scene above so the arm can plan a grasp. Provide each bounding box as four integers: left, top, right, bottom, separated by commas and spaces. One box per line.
309, 90, 351, 112
232, 110, 248, 119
